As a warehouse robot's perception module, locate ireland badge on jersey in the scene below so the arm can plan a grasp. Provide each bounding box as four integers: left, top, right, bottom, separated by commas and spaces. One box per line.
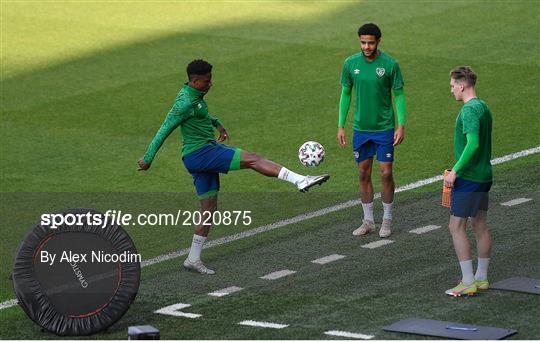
376, 67, 385, 77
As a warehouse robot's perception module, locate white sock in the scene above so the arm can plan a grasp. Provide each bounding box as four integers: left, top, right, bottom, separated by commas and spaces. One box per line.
459, 260, 474, 285
361, 202, 374, 223
382, 201, 393, 220
278, 167, 304, 185
475, 257, 490, 280
187, 234, 206, 262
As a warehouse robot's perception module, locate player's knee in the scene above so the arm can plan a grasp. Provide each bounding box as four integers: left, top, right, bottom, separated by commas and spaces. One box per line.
241, 152, 261, 167
448, 220, 463, 234
248, 152, 262, 163
206, 203, 217, 212
358, 168, 371, 182
448, 223, 458, 235
472, 220, 489, 234
380, 168, 393, 182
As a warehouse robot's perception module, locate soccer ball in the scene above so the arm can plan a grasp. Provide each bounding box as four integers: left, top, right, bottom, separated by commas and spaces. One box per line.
298, 141, 325, 167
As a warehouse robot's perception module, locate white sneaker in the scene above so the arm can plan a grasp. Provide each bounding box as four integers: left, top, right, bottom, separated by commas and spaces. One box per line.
352, 220, 375, 236
379, 219, 392, 238
183, 258, 215, 275
296, 174, 330, 192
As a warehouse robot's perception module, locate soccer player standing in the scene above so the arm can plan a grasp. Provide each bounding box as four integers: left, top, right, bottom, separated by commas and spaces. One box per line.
444, 66, 493, 296
138, 59, 329, 275
337, 23, 406, 238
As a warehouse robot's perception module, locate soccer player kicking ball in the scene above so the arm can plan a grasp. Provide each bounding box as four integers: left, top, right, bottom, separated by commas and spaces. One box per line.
337, 23, 407, 238
138, 59, 329, 275
444, 66, 493, 297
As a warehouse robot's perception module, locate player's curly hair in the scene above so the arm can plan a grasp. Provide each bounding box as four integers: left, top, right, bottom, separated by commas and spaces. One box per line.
358, 23, 382, 39
187, 59, 212, 80
450, 66, 477, 86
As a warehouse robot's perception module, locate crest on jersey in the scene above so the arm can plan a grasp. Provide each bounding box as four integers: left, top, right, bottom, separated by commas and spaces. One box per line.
376, 67, 385, 77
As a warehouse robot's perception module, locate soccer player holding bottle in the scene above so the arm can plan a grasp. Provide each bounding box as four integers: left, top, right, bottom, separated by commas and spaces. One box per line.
444, 66, 493, 296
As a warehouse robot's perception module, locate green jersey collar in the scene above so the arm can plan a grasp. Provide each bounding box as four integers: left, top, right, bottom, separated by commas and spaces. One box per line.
362, 50, 381, 63
183, 82, 206, 99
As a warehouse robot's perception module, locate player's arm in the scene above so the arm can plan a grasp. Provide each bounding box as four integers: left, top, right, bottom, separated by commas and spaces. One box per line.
209, 114, 229, 142
393, 88, 406, 146
452, 133, 479, 174
391, 60, 406, 146
337, 85, 352, 147
445, 105, 481, 186
444, 133, 480, 187
138, 107, 185, 171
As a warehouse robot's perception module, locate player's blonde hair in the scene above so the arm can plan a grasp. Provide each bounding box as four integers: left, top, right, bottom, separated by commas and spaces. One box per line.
450, 66, 477, 86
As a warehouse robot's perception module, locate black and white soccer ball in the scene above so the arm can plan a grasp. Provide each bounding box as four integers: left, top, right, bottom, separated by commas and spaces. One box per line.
298, 141, 325, 167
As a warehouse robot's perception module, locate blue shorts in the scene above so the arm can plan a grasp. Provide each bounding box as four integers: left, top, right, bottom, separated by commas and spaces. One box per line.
183, 142, 241, 198
353, 129, 394, 163
450, 177, 492, 218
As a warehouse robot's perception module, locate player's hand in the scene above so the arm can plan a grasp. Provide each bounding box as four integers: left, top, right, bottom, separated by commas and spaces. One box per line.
137, 159, 151, 171
217, 125, 229, 142
444, 169, 457, 188
393, 125, 405, 146
337, 127, 347, 148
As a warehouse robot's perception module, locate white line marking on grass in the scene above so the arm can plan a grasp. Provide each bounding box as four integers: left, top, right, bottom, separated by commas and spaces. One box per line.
0, 299, 17, 310
361, 240, 394, 249
491, 146, 540, 165
501, 198, 532, 206
238, 320, 289, 329
154, 303, 201, 319
260, 269, 296, 280
208, 286, 243, 297
141, 146, 539, 269
140, 200, 361, 268
409, 225, 442, 234
1, 146, 538, 311
324, 330, 374, 339
311, 254, 346, 264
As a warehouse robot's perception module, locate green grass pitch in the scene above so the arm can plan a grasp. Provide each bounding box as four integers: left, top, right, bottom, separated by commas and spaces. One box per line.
1, 1, 539, 339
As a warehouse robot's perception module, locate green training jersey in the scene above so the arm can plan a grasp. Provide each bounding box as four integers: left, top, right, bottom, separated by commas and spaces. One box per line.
454, 98, 493, 182
143, 83, 222, 163
340, 51, 404, 131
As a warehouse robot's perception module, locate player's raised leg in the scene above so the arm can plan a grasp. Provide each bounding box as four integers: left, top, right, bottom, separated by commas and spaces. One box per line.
353, 157, 375, 236
184, 195, 217, 275
239, 151, 329, 192
379, 161, 395, 238
471, 210, 491, 289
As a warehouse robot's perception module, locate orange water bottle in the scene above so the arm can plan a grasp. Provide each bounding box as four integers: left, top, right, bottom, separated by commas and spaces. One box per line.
442, 169, 452, 208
